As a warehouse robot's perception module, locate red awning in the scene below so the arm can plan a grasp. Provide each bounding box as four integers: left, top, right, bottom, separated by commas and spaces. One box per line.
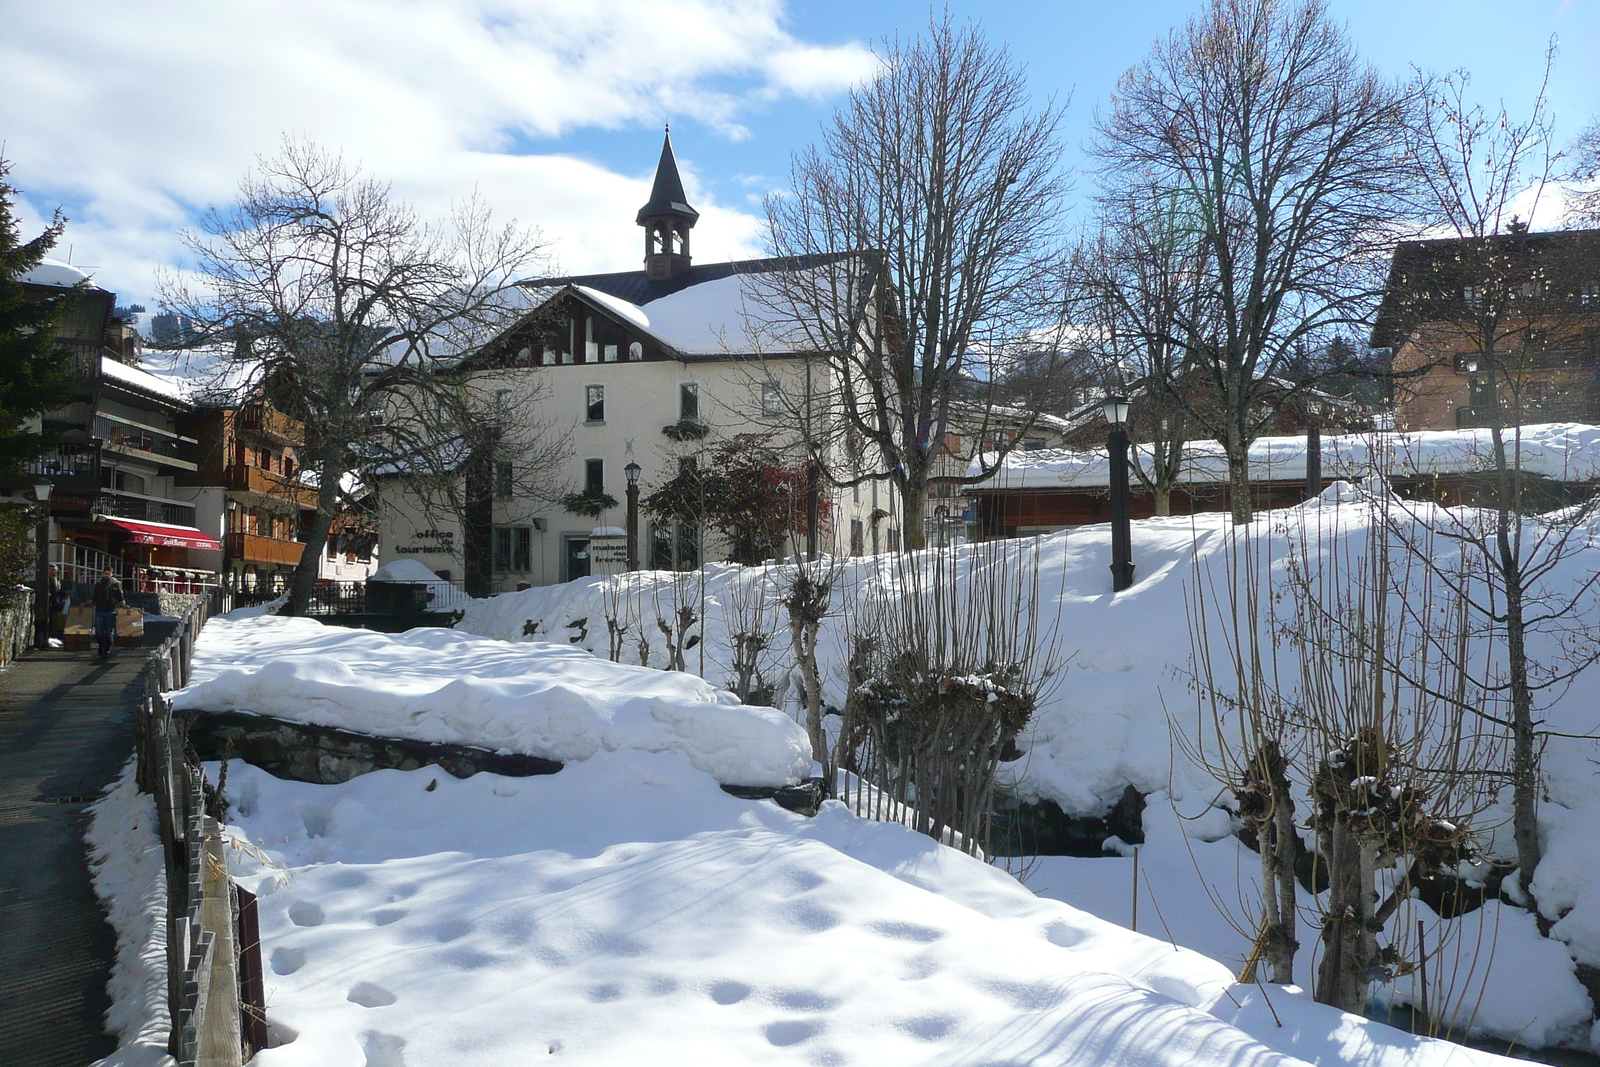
105, 518, 223, 551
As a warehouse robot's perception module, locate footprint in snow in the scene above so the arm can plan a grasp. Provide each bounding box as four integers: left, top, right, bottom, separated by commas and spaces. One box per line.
765, 1019, 822, 1047
288, 901, 325, 927
270, 947, 306, 975
348, 981, 398, 1007
710, 980, 751, 1005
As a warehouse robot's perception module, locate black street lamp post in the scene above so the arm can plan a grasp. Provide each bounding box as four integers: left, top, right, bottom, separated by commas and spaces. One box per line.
624, 461, 641, 570
1102, 396, 1135, 593
1305, 400, 1322, 502
33, 479, 53, 648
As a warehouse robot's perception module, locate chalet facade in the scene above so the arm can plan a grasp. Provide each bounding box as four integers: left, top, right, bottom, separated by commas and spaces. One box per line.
1373, 228, 1600, 431
378, 131, 895, 591
0, 260, 222, 594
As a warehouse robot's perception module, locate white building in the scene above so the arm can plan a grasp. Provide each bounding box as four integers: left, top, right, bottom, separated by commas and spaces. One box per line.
378, 132, 899, 592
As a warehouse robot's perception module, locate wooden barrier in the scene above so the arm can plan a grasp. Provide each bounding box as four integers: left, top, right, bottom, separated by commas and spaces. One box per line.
134, 594, 261, 1067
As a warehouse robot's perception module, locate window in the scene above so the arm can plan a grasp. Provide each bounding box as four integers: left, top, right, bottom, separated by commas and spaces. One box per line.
1582, 285, 1599, 307
679, 382, 699, 421
604, 344, 618, 362
585, 317, 597, 362
886, 528, 900, 552
514, 526, 531, 572
628, 342, 643, 361
494, 389, 512, 413
494, 527, 533, 572
495, 461, 514, 500
761, 383, 783, 415
561, 349, 573, 364
586, 384, 605, 423
327, 540, 336, 561
849, 519, 864, 556
649, 520, 700, 571
585, 458, 604, 495
542, 349, 556, 365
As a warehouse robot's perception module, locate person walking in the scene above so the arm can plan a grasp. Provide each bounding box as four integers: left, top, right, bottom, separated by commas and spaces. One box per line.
91, 568, 124, 657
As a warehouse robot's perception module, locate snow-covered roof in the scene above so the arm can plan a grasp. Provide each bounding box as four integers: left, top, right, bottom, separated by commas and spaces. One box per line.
100, 356, 193, 405
19, 257, 93, 288
970, 423, 1600, 490
136, 347, 258, 404
370, 558, 446, 583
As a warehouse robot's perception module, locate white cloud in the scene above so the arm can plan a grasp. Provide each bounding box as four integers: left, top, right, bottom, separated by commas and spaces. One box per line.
0, 0, 873, 300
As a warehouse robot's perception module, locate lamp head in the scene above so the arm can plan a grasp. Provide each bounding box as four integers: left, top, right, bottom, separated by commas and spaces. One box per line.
1101, 394, 1131, 427
624, 461, 641, 487
1463, 356, 1481, 375
33, 479, 53, 502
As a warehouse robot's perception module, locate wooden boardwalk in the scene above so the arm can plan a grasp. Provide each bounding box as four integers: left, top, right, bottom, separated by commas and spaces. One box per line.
0, 648, 150, 1066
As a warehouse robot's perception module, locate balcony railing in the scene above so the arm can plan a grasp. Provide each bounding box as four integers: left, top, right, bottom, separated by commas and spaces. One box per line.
224, 464, 318, 505
23, 444, 99, 480
94, 416, 199, 469
100, 491, 198, 528
237, 404, 303, 445
226, 532, 305, 567
1455, 406, 1494, 430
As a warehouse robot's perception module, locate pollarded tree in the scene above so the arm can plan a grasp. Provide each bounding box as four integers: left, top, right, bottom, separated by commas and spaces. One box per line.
163, 138, 561, 613
0, 157, 78, 475
1384, 60, 1600, 895
1094, 0, 1420, 523
758, 14, 1072, 551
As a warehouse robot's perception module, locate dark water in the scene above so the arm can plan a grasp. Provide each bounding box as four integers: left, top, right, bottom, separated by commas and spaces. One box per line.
1370, 1003, 1600, 1066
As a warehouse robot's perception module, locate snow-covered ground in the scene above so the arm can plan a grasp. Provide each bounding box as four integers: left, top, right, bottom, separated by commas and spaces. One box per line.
454, 484, 1600, 1052
219, 749, 1518, 1066
173, 616, 811, 788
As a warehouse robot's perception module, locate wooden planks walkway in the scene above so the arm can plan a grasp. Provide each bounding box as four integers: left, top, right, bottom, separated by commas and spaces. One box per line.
0, 648, 150, 1066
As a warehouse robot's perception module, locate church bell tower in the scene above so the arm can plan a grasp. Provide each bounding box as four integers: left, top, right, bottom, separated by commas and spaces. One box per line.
637, 127, 699, 281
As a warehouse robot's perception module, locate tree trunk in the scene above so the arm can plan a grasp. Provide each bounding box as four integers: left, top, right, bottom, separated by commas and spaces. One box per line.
1228, 448, 1254, 525
1315, 815, 1376, 1012
284, 461, 341, 616
791, 614, 826, 766
900, 468, 927, 552
1154, 487, 1172, 517
1262, 773, 1299, 984
1489, 422, 1543, 890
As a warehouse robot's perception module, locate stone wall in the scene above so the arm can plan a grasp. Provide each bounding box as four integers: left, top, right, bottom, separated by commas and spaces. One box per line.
184, 708, 825, 815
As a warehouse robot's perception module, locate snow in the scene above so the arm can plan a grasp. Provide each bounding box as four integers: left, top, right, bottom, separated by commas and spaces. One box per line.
455, 487, 1600, 1050
86, 761, 176, 1067
367, 558, 470, 611
171, 615, 812, 787
638, 270, 816, 356
972, 423, 1600, 489
368, 558, 447, 583
218, 749, 1517, 1067
19, 256, 92, 288
100, 356, 193, 403
574, 285, 651, 331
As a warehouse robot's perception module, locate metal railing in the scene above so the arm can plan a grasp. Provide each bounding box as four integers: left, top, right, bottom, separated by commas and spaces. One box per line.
50, 541, 220, 599
98, 491, 198, 528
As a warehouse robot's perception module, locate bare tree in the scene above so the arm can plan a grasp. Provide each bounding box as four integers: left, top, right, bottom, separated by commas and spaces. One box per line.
1564, 113, 1600, 227
1385, 58, 1600, 893
163, 138, 559, 612
759, 14, 1071, 550
1093, 0, 1419, 523
1071, 193, 1215, 515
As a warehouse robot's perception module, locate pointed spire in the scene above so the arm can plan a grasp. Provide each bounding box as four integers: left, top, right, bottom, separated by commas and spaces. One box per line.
636, 128, 699, 226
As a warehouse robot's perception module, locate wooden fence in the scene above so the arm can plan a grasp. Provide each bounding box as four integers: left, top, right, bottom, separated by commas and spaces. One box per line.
133, 589, 266, 1066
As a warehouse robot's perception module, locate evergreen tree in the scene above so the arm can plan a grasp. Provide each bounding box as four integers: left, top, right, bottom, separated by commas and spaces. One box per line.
0, 157, 78, 476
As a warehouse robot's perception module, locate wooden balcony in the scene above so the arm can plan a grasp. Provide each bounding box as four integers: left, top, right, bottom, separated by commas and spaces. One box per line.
226, 532, 305, 566
224, 464, 318, 506
237, 404, 303, 445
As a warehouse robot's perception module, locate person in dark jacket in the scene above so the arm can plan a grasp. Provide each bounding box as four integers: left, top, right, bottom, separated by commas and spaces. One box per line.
92, 568, 125, 656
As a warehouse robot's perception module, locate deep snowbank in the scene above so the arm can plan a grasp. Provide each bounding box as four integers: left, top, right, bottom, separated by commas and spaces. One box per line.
454, 486, 1600, 1049
85, 762, 176, 1067
221, 750, 1515, 1066
173, 615, 811, 787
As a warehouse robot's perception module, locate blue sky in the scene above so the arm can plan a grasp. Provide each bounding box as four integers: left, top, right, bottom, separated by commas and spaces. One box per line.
2, 0, 1595, 304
